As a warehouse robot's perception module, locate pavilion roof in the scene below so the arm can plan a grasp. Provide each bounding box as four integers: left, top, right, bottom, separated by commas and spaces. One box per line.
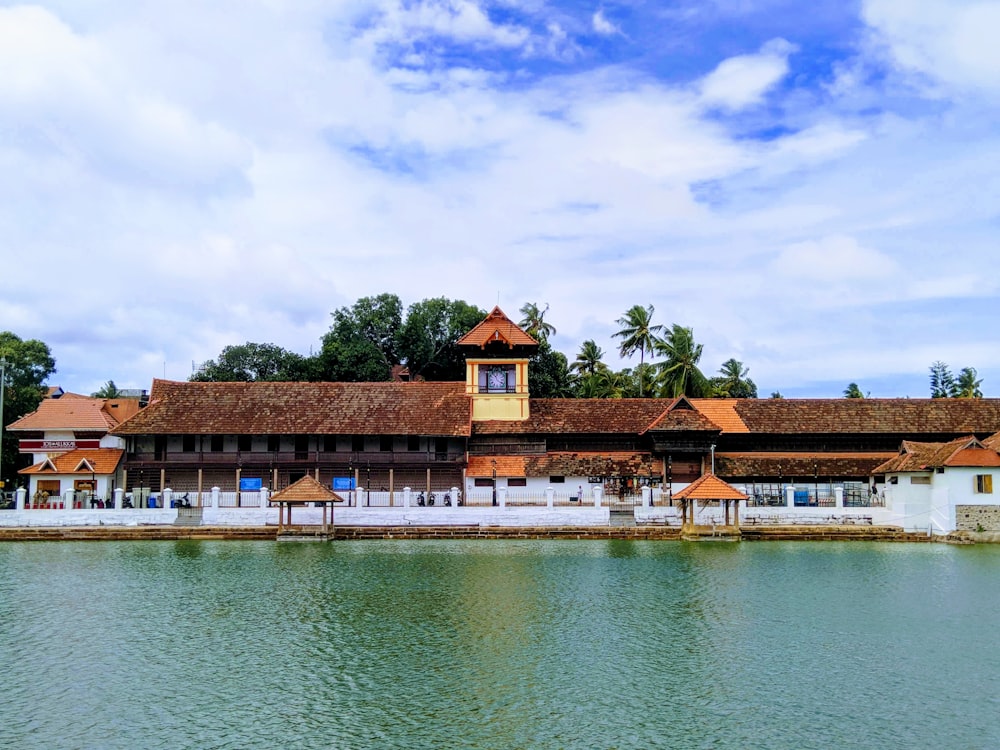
269, 475, 346, 503
673, 473, 748, 501
456, 306, 538, 348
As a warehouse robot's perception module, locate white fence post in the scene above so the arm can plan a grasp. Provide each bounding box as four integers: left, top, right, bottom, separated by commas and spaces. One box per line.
403, 487, 411, 508
15, 487, 26, 510
641, 486, 651, 507
211, 487, 220, 509
114, 487, 124, 510
546, 487, 554, 509
63, 488, 74, 511
163, 488, 173, 508
451, 487, 460, 507
593, 486, 602, 508
498, 487, 507, 508
260, 487, 269, 509
785, 485, 795, 507
834, 487, 844, 508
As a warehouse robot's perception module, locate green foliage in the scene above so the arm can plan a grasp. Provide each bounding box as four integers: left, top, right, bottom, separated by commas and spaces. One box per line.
930, 362, 983, 398
654, 324, 710, 398
319, 294, 404, 382
612, 304, 663, 397
191, 342, 312, 382
954, 367, 983, 399
710, 359, 758, 398
518, 302, 556, 343
528, 340, 573, 398
91, 380, 125, 398
0, 332, 57, 485
397, 298, 485, 380
843, 382, 867, 399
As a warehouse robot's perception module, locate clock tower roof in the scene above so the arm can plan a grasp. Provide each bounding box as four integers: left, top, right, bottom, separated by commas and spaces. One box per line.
456, 306, 539, 350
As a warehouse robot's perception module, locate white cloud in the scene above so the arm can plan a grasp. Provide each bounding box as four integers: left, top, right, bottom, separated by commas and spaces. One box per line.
863, 0, 1000, 92
771, 235, 896, 281
592, 9, 619, 35
699, 38, 795, 110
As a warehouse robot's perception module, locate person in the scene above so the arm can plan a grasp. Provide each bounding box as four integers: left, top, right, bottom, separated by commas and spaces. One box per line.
577, 485, 584, 502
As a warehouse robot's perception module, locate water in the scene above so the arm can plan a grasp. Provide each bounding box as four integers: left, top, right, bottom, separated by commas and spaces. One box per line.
2, 540, 999, 750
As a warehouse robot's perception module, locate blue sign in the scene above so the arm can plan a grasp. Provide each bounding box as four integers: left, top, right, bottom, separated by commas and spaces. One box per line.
333, 477, 356, 490
240, 477, 263, 491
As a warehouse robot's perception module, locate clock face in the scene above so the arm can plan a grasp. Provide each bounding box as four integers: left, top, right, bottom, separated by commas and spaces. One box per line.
488, 366, 507, 391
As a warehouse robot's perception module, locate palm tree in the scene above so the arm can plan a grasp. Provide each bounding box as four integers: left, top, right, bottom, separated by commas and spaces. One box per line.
712, 358, 757, 398
654, 324, 710, 398
843, 383, 867, 399
91, 380, 124, 398
954, 367, 983, 398
612, 305, 663, 397
518, 302, 556, 343
570, 340, 606, 378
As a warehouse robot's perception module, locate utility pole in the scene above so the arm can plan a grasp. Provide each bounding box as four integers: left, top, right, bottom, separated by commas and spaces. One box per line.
0, 357, 8, 493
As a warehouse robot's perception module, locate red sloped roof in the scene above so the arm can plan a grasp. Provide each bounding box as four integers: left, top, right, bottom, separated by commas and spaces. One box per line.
456, 306, 538, 348
112, 380, 472, 436
473, 398, 719, 435
19, 448, 124, 475
270, 475, 345, 503
673, 473, 748, 501
872, 437, 1000, 473
8, 396, 119, 431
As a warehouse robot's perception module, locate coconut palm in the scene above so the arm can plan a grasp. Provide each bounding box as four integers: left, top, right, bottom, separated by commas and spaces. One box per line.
518, 302, 556, 343
612, 304, 663, 397
843, 383, 867, 399
654, 324, 710, 398
954, 367, 983, 398
570, 340, 606, 378
712, 358, 758, 398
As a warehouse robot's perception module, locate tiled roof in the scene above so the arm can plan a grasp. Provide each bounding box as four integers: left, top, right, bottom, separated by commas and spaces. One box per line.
19, 448, 124, 475
469, 452, 656, 477
112, 380, 472, 436
715, 452, 896, 478
689, 399, 750, 432
270, 475, 345, 503
645, 398, 722, 433
456, 306, 538, 348
730, 399, 1000, 434
473, 399, 718, 435
872, 437, 1000, 473
673, 473, 748, 501
6, 396, 137, 432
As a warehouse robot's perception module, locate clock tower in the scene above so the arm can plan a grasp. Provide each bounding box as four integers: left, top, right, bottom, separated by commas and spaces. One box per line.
457, 306, 538, 422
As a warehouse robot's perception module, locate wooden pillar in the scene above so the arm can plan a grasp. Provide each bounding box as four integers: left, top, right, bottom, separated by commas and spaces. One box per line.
197, 468, 203, 507
273, 467, 278, 490
236, 467, 242, 507
724, 499, 730, 526
322, 503, 328, 534
734, 499, 740, 527
315, 467, 320, 481
389, 468, 394, 507
122, 469, 128, 495
426, 467, 431, 496
354, 466, 359, 493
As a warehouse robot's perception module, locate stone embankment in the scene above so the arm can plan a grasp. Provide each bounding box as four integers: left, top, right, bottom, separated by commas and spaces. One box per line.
0, 524, 972, 543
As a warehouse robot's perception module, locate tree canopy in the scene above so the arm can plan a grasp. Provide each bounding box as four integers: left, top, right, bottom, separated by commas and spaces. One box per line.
0, 332, 57, 486
612, 304, 662, 396
191, 343, 313, 382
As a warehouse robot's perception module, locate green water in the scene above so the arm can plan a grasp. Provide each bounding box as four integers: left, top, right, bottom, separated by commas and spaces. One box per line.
2, 540, 999, 750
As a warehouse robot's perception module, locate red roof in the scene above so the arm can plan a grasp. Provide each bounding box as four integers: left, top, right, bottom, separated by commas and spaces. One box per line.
468, 451, 656, 478
473, 398, 719, 435
673, 473, 748, 501
873, 437, 1000, 473
7, 396, 140, 432
270, 475, 345, 503
19, 448, 124, 475
456, 307, 538, 348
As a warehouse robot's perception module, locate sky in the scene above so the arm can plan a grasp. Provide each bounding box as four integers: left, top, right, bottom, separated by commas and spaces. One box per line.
1, 0, 999, 399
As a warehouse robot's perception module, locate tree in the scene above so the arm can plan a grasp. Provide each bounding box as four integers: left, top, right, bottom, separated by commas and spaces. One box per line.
770, 391, 783, 399
518, 302, 556, 343
654, 324, 710, 398
710, 358, 758, 398
91, 380, 125, 398
191, 343, 312, 382
528, 340, 573, 398
929, 361, 956, 398
318, 294, 404, 382
843, 383, 868, 399
0, 332, 57, 487
612, 304, 663, 397
954, 367, 983, 398
570, 340, 607, 379
397, 298, 485, 381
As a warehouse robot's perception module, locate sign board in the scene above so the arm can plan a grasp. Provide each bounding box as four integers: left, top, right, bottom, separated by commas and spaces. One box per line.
19, 439, 102, 453
333, 477, 356, 490
239, 477, 263, 491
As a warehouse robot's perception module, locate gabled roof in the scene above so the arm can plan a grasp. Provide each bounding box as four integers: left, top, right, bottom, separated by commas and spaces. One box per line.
473, 398, 720, 435
673, 473, 748, 501
19, 448, 124, 475
456, 306, 538, 348
467, 451, 657, 478
689, 399, 750, 432
7, 395, 141, 432
112, 380, 472, 436
872, 436, 1000, 474
269, 475, 345, 503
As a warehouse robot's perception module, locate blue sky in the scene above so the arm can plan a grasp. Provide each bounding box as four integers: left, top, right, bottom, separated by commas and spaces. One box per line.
1, 0, 998, 398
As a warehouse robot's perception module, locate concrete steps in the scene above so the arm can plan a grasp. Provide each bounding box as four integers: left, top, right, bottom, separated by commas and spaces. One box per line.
174, 507, 204, 526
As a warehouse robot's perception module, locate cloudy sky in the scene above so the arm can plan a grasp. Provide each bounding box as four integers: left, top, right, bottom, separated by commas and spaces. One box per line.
2, 0, 998, 398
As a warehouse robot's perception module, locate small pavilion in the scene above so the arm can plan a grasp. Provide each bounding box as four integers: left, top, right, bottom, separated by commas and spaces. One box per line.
269, 475, 346, 536
672, 472, 748, 536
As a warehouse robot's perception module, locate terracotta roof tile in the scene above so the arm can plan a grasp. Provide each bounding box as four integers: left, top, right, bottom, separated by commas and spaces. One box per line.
673, 473, 748, 501
467, 456, 527, 477
873, 437, 1000, 473
456, 306, 538, 348
689, 399, 750, 432
7, 396, 134, 432
473, 399, 717, 435
645, 398, 722, 433
113, 380, 471, 436
270, 475, 345, 503
715, 452, 896, 478
19, 448, 124, 475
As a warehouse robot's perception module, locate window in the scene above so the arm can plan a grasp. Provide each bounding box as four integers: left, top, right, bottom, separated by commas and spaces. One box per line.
478, 364, 517, 393
323, 436, 338, 453
407, 435, 421, 452
910, 475, 931, 485
210, 436, 224, 453
237, 435, 252, 452
474, 478, 495, 487
182, 435, 196, 452
379, 436, 393, 452
267, 435, 280, 452
352, 435, 365, 452
976, 474, 993, 494
889, 476, 899, 485
508, 478, 527, 487
549, 475, 565, 484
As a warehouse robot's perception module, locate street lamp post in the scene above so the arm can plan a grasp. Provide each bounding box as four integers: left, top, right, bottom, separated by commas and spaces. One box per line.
491, 459, 497, 506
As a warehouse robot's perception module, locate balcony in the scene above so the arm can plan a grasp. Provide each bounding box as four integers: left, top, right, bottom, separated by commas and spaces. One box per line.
126, 450, 466, 467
